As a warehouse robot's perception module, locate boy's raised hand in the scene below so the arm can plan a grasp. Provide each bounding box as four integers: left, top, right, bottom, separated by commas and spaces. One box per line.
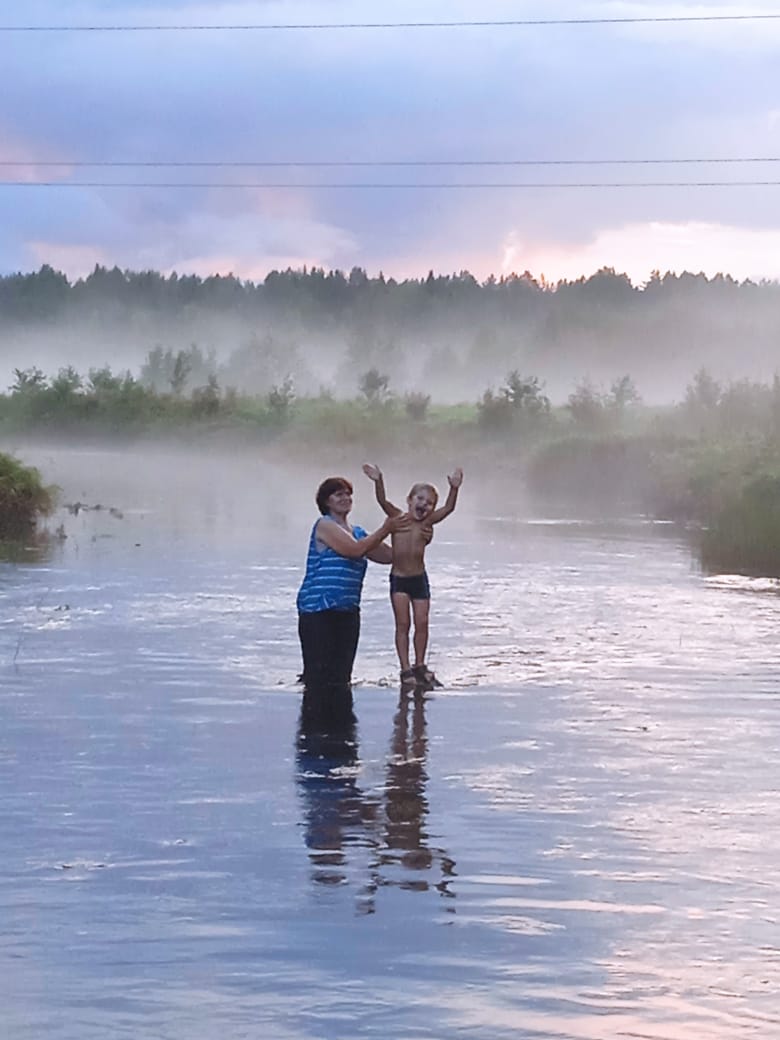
362, 462, 382, 481
448, 467, 464, 488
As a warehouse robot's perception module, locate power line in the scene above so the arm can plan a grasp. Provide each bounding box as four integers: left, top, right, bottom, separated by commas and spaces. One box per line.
0, 158, 778, 169
1, 180, 779, 189
1, 14, 780, 31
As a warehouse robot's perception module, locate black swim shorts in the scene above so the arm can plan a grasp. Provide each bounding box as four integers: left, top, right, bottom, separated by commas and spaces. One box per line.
389, 571, 430, 600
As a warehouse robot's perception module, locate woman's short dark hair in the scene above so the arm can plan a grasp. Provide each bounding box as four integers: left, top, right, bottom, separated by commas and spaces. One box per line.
316, 476, 353, 515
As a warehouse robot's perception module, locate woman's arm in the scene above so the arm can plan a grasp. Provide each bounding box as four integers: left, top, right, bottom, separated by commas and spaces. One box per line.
317, 513, 408, 559
366, 543, 393, 564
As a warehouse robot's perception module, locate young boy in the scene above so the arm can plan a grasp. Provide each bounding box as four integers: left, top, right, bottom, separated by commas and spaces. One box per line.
362, 462, 463, 689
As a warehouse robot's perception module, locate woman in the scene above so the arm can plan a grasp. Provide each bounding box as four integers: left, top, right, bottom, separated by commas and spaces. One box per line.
297, 475, 408, 706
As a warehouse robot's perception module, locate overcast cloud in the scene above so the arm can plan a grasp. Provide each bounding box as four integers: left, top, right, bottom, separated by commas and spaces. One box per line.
2, 0, 779, 284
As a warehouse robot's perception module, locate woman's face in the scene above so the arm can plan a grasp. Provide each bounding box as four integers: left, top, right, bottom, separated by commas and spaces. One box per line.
326, 487, 353, 515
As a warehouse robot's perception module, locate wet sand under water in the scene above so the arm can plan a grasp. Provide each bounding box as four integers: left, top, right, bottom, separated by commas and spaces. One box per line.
1, 446, 779, 1039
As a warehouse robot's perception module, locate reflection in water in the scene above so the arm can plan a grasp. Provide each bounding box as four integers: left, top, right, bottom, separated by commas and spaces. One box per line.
296, 687, 455, 913
296, 685, 381, 906
378, 690, 456, 903
0, 530, 58, 564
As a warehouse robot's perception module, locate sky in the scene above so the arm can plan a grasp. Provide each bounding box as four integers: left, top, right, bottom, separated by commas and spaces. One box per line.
1, 0, 780, 286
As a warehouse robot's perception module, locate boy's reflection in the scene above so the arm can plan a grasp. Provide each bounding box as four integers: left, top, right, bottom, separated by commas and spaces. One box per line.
379, 689, 456, 901
296, 685, 455, 908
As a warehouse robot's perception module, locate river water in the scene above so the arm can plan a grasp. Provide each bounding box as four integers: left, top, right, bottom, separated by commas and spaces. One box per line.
1, 446, 779, 1040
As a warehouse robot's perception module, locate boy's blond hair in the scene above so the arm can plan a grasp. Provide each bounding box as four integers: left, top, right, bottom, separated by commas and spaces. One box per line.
407, 482, 438, 505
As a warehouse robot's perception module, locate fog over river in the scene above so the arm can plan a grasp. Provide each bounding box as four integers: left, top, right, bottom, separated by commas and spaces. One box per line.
1, 445, 778, 1040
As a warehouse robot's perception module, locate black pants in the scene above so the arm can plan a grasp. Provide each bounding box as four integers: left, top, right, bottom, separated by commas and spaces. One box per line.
298, 608, 359, 724
298, 606, 360, 692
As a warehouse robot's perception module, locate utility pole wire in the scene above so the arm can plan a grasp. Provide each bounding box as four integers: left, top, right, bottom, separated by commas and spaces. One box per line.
0, 158, 778, 169
1, 14, 779, 31
2, 180, 779, 189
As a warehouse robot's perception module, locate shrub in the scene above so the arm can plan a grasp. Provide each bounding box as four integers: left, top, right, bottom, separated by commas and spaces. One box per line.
478, 371, 550, 433
11, 366, 47, 393
0, 453, 55, 535
567, 379, 608, 432
267, 376, 296, 423
358, 368, 391, 406
609, 374, 642, 413
477, 388, 514, 430
404, 391, 431, 421
700, 472, 780, 576
191, 374, 221, 417
502, 371, 550, 420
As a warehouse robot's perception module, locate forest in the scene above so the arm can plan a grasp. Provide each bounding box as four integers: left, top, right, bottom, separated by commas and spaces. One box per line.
2, 263, 780, 404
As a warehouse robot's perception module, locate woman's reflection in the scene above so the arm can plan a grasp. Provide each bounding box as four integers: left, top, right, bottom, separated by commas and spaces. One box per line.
296, 685, 455, 910
295, 685, 380, 900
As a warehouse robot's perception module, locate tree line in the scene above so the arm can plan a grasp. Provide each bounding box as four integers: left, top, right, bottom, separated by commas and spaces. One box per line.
1, 262, 777, 325
2, 264, 780, 403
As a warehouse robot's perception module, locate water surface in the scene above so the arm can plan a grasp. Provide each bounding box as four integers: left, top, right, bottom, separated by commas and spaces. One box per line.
1, 446, 779, 1039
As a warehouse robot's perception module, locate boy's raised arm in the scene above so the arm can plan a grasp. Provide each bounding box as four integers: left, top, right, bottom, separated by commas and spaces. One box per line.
362, 462, 402, 517
428, 467, 463, 524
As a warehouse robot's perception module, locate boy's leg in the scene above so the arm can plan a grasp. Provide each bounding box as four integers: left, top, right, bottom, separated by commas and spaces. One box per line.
391, 592, 412, 673
411, 598, 431, 668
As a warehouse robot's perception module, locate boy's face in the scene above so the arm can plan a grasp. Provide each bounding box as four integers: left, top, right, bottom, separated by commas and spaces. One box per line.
407, 487, 437, 521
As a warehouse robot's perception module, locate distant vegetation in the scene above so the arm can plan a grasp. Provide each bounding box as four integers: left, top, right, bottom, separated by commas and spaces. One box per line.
0, 451, 55, 536
2, 355, 780, 573
2, 261, 780, 575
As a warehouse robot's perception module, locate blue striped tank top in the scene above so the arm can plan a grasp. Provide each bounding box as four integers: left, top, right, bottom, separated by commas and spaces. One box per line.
296, 519, 368, 614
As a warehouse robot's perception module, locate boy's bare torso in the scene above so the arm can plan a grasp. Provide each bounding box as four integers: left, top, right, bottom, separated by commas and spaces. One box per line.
390, 522, 432, 577
362, 462, 462, 579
